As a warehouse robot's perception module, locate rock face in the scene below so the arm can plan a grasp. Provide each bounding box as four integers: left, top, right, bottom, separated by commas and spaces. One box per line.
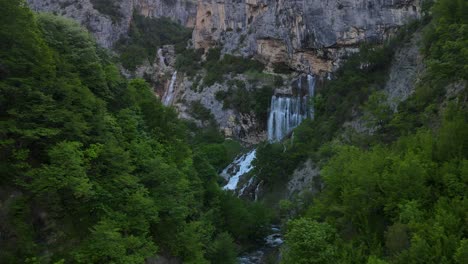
193, 0, 421, 75
27, 0, 132, 48
27, 0, 198, 48
384, 30, 425, 110
343, 30, 425, 136
174, 76, 268, 144
28, 0, 421, 73
288, 159, 320, 197
134, 0, 198, 26
26, 0, 423, 144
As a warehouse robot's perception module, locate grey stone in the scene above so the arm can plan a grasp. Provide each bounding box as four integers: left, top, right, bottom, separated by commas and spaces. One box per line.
27, 0, 198, 48
384, 30, 425, 111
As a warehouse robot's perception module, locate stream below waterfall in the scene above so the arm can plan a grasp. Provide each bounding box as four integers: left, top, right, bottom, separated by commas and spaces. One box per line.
238, 225, 283, 264
220, 74, 316, 263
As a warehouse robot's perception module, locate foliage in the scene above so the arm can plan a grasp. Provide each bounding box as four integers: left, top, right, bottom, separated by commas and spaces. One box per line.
206, 232, 238, 264
253, 142, 300, 186
280, 2, 467, 263
215, 80, 274, 124
190, 100, 215, 122
217, 192, 273, 244
281, 218, 339, 264
273, 62, 293, 74
423, 0, 468, 81
116, 13, 192, 70
281, 106, 468, 264
187, 118, 243, 172
252, 22, 420, 189
175, 48, 203, 77
202, 51, 265, 86
0, 2, 272, 262
90, 0, 123, 22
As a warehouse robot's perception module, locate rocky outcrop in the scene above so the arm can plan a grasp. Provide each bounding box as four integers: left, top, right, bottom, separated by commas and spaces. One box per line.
174, 76, 267, 144
384, 30, 425, 110
134, 0, 197, 26
27, 0, 132, 48
27, 0, 197, 48
288, 159, 321, 197
136, 45, 177, 96
343, 29, 425, 136
193, 0, 421, 75
26, 0, 423, 144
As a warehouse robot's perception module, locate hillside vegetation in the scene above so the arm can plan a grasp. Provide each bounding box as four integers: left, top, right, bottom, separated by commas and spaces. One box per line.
270, 1, 468, 263
0, 1, 272, 263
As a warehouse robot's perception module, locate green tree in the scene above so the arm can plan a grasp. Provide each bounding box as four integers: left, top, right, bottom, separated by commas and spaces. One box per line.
282, 218, 339, 264
207, 232, 237, 264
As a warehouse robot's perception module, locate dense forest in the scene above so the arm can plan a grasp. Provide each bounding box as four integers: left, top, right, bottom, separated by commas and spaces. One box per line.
0, 1, 271, 263
253, 0, 467, 263
0, 0, 467, 263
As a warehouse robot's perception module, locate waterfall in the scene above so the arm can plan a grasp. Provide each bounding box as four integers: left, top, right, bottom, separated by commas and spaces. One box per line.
222, 76, 318, 264
267, 96, 307, 141
221, 149, 257, 191
221, 75, 317, 194
162, 71, 177, 106
307, 74, 316, 119
267, 74, 316, 141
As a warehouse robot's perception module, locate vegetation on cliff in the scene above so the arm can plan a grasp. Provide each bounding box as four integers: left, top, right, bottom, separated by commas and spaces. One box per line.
1, 0, 466, 263
116, 12, 192, 70
269, 0, 467, 263
0, 1, 271, 263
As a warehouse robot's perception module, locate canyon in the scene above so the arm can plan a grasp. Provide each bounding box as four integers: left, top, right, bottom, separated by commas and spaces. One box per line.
26, 0, 421, 145
3, 1, 466, 263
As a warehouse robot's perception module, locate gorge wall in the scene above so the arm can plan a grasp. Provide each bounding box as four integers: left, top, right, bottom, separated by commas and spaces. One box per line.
27, 0, 198, 48
28, 0, 421, 73
26, 0, 422, 144
193, 0, 421, 75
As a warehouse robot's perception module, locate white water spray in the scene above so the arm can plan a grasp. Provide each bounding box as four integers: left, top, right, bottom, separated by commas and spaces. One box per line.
307, 74, 316, 119
267, 96, 307, 141
162, 71, 177, 106
221, 149, 257, 191
267, 74, 316, 141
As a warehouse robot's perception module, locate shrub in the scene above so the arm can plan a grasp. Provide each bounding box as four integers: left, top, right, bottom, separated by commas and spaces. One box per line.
175, 48, 203, 77
274, 75, 284, 87
90, 0, 122, 22
202, 51, 265, 86
253, 86, 274, 123
207, 232, 237, 264
190, 101, 214, 122
282, 218, 339, 264
273, 62, 292, 74
116, 13, 192, 70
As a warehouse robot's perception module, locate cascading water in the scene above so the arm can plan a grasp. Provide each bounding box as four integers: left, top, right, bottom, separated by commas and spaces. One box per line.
307, 74, 316, 119
267, 96, 307, 141
267, 74, 316, 141
221, 74, 317, 264
162, 71, 177, 106
221, 149, 257, 191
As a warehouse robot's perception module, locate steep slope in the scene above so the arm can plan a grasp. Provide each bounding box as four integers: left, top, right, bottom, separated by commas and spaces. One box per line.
27, 0, 197, 48
0, 2, 273, 263
193, 0, 421, 74
28, 0, 422, 75
26, 0, 423, 146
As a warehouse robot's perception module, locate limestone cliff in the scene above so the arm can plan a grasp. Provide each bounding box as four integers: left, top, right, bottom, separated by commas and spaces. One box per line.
27, 0, 197, 48
26, 0, 422, 145
28, 0, 421, 72
192, 0, 421, 75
